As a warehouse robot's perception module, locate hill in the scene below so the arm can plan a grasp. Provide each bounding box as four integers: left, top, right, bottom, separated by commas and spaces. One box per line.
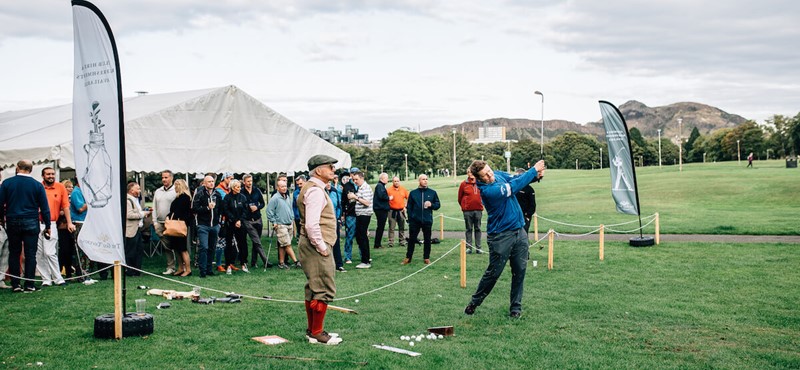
421, 101, 749, 141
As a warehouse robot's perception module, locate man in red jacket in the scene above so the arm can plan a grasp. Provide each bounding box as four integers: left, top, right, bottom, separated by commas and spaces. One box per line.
458, 170, 484, 254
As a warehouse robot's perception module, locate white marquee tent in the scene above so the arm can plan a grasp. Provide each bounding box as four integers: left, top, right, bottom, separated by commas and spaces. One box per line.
0, 85, 351, 176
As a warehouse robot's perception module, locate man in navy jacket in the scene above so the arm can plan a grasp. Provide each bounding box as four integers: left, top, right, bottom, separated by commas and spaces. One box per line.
402, 174, 440, 265
464, 159, 545, 318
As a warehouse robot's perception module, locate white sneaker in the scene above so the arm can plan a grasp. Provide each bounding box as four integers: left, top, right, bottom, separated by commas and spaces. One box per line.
0, 281, 9, 289
242, 264, 250, 273
226, 266, 232, 275
345, 260, 352, 264
162, 268, 176, 275
355, 263, 371, 269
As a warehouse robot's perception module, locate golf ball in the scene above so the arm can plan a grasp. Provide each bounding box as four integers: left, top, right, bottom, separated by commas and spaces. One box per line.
438, 334, 443, 339
409, 341, 415, 346
355, 299, 359, 303
400, 336, 406, 340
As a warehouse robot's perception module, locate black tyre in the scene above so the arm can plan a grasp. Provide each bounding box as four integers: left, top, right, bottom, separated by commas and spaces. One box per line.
629, 236, 655, 247
94, 313, 154, 339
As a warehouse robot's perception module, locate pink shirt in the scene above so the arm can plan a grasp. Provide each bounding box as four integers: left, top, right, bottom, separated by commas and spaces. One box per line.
303, 177, 329, 253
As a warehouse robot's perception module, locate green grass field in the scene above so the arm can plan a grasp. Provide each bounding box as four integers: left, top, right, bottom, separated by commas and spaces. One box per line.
2, 160, 798, 369
1, 239, 797, 369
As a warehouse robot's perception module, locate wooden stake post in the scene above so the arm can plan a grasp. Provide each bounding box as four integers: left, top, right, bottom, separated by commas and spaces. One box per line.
533, 214, 538, 241
547, 230, 554, 270
460, 239, 466, 288
655, 212, 660, 245
113, 261, 122, 339
599, 224, 605, 261
440, 214, 444, 240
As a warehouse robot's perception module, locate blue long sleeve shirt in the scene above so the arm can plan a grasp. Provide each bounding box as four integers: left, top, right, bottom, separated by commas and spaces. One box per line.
70, 187, 87, 222
0, 174, 51, 228
477, 168, 539, 235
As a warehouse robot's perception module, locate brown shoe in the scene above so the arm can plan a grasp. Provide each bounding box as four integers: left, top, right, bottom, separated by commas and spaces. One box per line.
307, 331, 342, 345
424, 259, 431, 265
401, 258, 410, 265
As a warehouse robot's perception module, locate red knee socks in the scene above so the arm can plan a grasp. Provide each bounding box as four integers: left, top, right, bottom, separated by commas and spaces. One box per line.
309, 299, 328, 336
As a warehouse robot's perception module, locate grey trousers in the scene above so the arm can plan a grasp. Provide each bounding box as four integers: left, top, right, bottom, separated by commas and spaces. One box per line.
244, 219, 267, 267
469, 228, 529, 313
462, 210, 482, 250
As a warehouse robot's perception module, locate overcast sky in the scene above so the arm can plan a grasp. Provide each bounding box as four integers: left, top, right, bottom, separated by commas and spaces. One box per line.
1, 0, 797, 139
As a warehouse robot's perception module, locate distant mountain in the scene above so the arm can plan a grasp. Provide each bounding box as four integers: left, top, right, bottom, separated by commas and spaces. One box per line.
421, 101, 749, 141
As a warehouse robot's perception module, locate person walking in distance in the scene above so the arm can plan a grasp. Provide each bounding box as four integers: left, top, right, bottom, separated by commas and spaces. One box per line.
297, 155, 343, 345
464, 159, 545, 318
458, 170, 484, 254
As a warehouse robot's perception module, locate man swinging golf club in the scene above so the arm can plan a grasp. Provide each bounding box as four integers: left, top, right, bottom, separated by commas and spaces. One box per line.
464, 159, 545, 318
297, 154, 342, 345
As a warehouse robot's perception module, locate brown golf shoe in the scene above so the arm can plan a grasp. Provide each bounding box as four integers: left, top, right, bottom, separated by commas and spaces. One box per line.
306, 330, 342, 345
401, 258, 411, 265
424, 259, 431, 265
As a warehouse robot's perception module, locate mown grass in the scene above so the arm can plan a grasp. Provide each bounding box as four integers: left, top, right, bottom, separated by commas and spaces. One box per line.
410, 160, 799, 235
2, 238, 798, 369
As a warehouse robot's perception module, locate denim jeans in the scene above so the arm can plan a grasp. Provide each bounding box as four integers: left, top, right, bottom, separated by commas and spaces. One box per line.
469, 228, 529, 313
197, 224, 219, 275
344, 215, 356, 261
6, 218, 41, 289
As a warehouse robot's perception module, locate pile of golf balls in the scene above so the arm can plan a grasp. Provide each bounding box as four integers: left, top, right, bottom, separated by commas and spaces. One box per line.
400, 333, 444, 346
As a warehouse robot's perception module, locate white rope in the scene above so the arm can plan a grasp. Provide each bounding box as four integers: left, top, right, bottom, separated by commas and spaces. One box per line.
528, 232, 550, 250
553, 228, 603, 238
604, 214, 656, 227
334, 241, 462, 301
605, 216, 657, 233
440, 212, 656, 230
119, 241, 464, 304
2, 264, 114, 283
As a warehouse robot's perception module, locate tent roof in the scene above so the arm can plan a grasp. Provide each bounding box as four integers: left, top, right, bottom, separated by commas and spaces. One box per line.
0, 85, 350, 173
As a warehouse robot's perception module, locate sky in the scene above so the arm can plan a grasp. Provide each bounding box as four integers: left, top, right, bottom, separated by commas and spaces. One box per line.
1, 1, 798, 139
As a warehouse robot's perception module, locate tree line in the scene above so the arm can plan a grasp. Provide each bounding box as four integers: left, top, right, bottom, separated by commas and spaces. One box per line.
337, 113, 800, 179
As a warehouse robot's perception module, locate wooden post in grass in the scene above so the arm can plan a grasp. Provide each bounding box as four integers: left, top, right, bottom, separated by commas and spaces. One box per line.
533, 213, 539, 241
440, 214, 444, 240
655, 213, 660, 245
599, 224, 605, 261
113, 261, 122, 339
460, 239, 466, 288
547, 229, 554, 270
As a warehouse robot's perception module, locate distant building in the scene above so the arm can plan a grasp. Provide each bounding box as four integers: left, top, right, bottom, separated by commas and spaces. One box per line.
311, 124, 370, 145
471, 124, 510, 144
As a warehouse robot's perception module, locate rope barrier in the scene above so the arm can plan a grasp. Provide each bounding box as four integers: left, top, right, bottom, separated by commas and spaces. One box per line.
119, 241, 464, 304
2, 264, 114, 283
438, 212, 657, 230
605, 216, 657, 233
553, 228, 604, 238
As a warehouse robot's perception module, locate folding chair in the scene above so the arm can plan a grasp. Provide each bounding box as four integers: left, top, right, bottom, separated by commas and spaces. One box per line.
144, 224, 165, 258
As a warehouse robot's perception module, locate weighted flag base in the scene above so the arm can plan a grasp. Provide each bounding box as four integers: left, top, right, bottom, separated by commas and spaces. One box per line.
629, 236, 655, 247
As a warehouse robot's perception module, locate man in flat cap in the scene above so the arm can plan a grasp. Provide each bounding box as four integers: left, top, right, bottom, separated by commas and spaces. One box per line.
297, 154, 342, 345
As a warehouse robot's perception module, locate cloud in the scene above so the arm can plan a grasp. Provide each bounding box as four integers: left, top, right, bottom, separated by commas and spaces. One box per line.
535, 0, 800, 80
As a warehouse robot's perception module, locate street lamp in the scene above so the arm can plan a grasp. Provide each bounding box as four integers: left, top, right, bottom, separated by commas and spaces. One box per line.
657, 129, 662, 168
404, 153, 408, 180
678, 118, 683, 172
703, 152, 706, 163
737, 140, 742, 163
534, 90, 544, 158
452, 129, 457, 178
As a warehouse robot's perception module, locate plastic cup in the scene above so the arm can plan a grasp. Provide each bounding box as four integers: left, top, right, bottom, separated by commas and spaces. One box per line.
532, 260, 538, 267
135, 299, 146, 315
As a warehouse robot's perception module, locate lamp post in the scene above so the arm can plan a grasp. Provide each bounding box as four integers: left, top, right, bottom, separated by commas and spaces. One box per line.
404, 153, 408, 180
703, 152, 706, 163
678, 118, 683, 172
737, 139, 741, 163
452, 129, 457, 178
600, 147, 603, 169
657, 129, 662, 168
534, 90, 544, 158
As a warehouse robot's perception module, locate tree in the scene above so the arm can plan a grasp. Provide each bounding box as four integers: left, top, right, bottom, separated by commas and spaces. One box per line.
548, 132, 603, 169
684, 127, 701, 162
372, 130, 432, 180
